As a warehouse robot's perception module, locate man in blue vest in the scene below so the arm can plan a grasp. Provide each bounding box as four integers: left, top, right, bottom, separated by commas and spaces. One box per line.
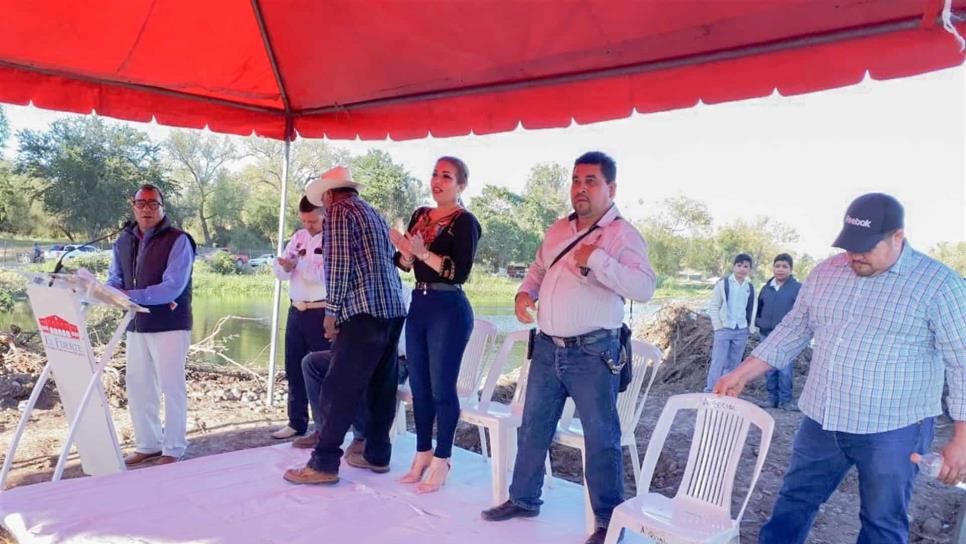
107, 184, 195, 467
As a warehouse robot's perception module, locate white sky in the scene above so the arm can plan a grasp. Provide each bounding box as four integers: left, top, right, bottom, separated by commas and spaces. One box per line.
4, 66, 964, 258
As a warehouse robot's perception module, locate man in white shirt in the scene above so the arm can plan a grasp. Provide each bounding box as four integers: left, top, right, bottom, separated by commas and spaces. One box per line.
271, 196, 329, 439
481, 151, 657, 544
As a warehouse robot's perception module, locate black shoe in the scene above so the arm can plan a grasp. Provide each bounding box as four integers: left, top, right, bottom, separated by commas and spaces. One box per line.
585, 527, 610, 544
481, 500, 540, 522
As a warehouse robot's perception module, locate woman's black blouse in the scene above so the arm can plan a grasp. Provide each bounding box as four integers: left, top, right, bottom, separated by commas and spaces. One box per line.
394, 207, 481, 284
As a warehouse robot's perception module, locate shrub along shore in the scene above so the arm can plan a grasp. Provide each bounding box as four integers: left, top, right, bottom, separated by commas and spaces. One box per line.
1, 256, 710, 313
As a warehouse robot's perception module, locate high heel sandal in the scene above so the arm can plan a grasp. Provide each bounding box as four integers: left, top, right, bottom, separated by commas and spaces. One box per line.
399, 450, 434, 484
415, 457, 450, 494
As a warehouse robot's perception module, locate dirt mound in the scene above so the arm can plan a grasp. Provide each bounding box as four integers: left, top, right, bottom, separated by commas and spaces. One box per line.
636, 304, 811, 394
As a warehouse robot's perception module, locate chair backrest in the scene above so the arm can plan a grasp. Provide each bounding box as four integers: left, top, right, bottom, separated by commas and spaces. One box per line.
557, 340, 664, 434
477, 329, 532, 414
455, 319, 498, 400
637, 393, 774, 522
617, 340, 664, 437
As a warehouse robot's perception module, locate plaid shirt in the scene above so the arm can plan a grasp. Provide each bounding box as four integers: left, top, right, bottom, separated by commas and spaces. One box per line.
753, 244, 966, 434
323, 195, 407, 324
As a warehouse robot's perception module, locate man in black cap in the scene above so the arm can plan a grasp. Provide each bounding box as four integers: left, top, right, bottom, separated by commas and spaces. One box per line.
714, 193, 966, 544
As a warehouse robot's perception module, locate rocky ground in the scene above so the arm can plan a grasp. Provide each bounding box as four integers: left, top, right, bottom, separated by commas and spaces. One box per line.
1, 306, 963, 543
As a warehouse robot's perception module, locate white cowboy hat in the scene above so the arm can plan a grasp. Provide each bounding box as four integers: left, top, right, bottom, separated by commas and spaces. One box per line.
305, 166, 361, 206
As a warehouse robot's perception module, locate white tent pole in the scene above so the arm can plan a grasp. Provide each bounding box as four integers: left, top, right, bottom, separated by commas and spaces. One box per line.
267, 137, 291, 405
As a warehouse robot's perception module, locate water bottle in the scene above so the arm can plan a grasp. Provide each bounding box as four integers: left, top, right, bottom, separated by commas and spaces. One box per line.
917, 453, 966, 490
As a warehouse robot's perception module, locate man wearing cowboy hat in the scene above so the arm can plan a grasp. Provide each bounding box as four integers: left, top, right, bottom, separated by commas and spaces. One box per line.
284, 166, 408, 485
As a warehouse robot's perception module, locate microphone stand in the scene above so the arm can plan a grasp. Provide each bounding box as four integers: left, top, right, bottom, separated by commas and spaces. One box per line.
52, 221, 133, 275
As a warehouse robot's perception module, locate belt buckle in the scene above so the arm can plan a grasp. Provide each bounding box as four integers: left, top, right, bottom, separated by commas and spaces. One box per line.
550, 336, 566, 348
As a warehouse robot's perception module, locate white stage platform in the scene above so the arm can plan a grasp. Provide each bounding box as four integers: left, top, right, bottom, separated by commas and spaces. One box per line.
1, 434, 602, 543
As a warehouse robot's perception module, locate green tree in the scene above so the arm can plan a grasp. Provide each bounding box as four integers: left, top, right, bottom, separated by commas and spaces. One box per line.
352, 149, 427, 227
16, 117, 166, 241
0, 162, 38, 234
165, 130, 237, 246
470, 185, 540, 270
236, 138, 350, 249
519, 162, 570, 233
638, 196, 714, 277
241, 184, 299, 249
241, 137, 350, 192
713, 217, 799, 280
0, 106, 9, 150
930, 242, 966, 275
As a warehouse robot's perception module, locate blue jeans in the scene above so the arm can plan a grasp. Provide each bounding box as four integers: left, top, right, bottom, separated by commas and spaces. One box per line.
302, 351, 367, 440
759, 416, 935, 544
405, 289, 474, 459
704, 327, 748, 392
509, 332, 623, 528
762, 330, 795, 405
284, 307, 330, 433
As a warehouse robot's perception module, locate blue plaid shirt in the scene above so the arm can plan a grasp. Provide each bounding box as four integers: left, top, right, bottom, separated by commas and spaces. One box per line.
323, 195, 407, 324
752, 244, 966, 434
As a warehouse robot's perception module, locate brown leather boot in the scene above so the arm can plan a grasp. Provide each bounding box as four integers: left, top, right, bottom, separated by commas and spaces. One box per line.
124, 451, 162, 467
283, 465, 339, 485
292, 431, 320, 449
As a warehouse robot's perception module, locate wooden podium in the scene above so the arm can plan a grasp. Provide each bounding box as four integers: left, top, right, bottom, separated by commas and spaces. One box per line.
1, 271, 147, 489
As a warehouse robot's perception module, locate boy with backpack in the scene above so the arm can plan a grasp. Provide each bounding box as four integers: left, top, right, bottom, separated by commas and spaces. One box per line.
705, 253, 756, 392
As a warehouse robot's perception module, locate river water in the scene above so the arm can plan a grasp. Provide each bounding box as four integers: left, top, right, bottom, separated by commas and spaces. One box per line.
2, 295, 673, 369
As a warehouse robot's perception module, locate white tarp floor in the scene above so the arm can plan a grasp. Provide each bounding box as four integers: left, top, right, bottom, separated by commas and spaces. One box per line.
0, 433, 618, 543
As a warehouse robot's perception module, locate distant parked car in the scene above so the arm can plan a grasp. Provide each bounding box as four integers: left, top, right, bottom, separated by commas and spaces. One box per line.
249, 254, 276, 268
199, 247, 249, 266
43, 244, 66, 260
61, 245, 104, 261
506, 264, 528, 279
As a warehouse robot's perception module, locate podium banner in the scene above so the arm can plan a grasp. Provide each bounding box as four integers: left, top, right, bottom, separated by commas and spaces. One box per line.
27, 282, 123, 476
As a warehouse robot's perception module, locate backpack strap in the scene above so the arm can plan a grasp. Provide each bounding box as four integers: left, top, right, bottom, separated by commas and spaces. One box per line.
745, 283, 755, 325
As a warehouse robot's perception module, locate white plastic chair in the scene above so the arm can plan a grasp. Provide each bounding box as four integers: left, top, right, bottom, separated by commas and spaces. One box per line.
393, 319, 498, 458
548, 340, 664, 533
458, 329, 532, 505
604, 393, 774, 544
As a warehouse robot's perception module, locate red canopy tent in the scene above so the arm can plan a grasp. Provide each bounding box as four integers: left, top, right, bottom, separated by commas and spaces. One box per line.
2, 0, 964, 141
2, 0, 963, 399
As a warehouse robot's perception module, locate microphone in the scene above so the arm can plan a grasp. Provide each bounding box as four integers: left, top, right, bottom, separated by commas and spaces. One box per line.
52, 220, 135, 274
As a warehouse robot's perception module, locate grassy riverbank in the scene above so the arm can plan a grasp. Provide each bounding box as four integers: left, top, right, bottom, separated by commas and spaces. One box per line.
1, 261, 711, 310
191, 268, 711, 305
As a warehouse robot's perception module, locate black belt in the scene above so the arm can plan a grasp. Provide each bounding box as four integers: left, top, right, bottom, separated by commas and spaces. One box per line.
414, 282, 462, 293
541, 328, 619, 348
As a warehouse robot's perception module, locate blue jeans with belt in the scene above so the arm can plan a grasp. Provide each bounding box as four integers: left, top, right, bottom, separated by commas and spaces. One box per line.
405, 288, 474, 458
759, 416, 934, 544
285, 306, 330, 434
508, 332, 623, 529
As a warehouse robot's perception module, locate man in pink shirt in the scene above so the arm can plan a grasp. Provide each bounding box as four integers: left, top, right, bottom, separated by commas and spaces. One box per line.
481, 151, 657, 544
